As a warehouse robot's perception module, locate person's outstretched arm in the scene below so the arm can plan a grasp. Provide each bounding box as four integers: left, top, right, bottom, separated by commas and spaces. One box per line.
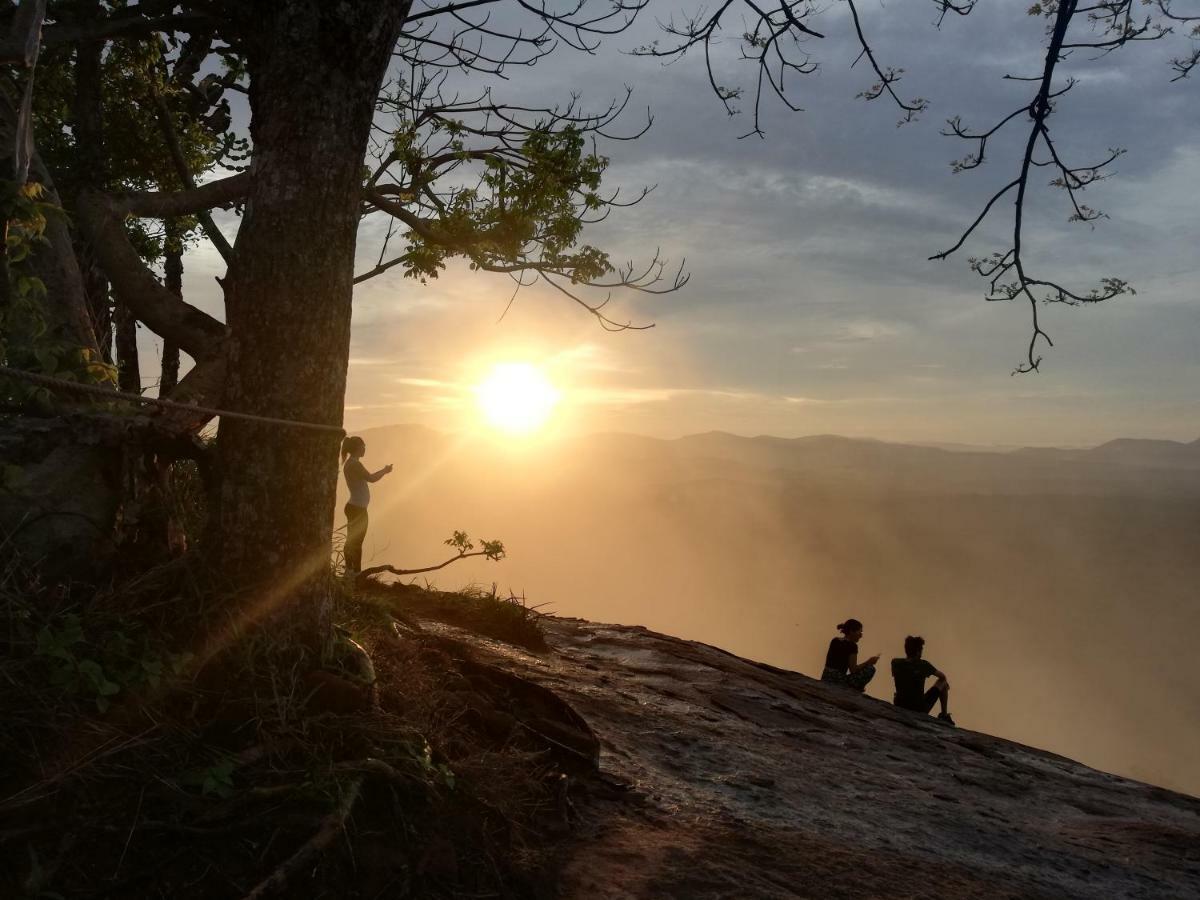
365, 464, 393, 483
851, 653, 880, 673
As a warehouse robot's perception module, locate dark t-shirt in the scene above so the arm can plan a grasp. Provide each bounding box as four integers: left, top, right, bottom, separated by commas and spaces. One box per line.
825, 638, 857, 673
891, 657, 937, 705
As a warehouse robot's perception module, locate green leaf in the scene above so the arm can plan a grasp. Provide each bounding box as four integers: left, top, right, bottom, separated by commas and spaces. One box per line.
34, 347, 58, 374
77, 659, 121, 697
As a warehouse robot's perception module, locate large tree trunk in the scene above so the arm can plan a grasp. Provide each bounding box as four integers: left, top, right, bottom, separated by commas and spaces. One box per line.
212, 3, 408, 647
71, 7, 113, 363
1, 82, 118, 576
0, 416, 125, 577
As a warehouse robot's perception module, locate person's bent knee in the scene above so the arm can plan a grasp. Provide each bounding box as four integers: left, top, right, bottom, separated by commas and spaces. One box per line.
849, 664, 876, 690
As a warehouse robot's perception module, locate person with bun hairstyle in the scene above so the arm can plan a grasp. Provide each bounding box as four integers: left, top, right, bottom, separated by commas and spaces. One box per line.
820, 618, 879, 691
340, 436, 393, 576
891, 635, 954, 725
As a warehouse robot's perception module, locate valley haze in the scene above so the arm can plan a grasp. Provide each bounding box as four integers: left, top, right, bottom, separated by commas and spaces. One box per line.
341, 425, 1200, 798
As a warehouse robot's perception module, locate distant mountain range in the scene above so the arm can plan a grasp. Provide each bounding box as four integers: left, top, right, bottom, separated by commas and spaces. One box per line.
444, 427, 1200, 494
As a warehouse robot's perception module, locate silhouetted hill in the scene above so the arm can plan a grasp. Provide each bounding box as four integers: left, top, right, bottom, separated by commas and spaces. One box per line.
1089, 437, 1200, 468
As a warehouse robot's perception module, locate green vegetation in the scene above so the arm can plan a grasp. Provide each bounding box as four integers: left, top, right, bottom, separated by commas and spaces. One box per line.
0, 549, 589, 899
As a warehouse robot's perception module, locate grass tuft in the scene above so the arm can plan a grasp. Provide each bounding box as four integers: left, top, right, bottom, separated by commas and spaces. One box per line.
353, 579, 550, 653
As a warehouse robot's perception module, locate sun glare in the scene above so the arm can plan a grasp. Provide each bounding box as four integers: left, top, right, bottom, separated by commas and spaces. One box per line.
475, 362, 561, 435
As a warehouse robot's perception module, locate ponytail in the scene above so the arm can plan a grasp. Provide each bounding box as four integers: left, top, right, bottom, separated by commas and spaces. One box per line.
341, 435, 364, 464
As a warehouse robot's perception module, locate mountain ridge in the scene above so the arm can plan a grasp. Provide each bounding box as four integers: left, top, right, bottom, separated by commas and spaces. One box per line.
359, 423, 1200, 463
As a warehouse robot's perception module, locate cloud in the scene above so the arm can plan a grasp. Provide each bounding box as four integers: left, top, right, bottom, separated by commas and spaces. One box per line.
170, 3, 1200, 446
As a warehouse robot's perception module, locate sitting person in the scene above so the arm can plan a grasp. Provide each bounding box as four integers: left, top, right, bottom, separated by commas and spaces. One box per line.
821, 619, 879, 691
891, 635, 954, 725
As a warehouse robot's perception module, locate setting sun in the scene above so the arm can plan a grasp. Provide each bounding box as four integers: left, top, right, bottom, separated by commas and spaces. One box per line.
474, 362, 561, 434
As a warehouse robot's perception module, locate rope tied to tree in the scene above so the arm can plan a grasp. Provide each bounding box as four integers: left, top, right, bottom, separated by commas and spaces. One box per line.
0, 365, 346, 435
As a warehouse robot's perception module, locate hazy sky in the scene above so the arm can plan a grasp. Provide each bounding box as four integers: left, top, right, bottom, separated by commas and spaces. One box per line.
157, 2, 1200, 446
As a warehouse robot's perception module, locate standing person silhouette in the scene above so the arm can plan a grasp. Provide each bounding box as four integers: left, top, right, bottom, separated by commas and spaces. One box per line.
340, 436, 392, 576
821, 618, 879, 691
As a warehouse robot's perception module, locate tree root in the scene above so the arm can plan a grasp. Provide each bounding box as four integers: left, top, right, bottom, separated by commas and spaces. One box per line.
239, 776, 364, 900
332, 756, 412, 785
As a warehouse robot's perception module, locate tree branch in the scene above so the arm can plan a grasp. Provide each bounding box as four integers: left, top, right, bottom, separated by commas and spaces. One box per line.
359, 548, 499, 580
114, 172, 250, 219
147, 89, 236, 263
0, 0, 46, 67
152, 352, 227, 433
40, 5, 217, 48
76, 191, 227, 361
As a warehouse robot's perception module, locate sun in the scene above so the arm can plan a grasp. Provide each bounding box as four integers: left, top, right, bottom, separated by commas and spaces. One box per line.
474, 362, 561, 435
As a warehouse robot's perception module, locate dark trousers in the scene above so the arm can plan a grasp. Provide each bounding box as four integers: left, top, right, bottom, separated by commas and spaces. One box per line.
895, 684, 942, 714
821, 664, 876, 692
344, 503, 368, 572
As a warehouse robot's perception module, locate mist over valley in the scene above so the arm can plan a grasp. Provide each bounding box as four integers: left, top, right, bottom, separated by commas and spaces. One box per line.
347, 426, 1200, 797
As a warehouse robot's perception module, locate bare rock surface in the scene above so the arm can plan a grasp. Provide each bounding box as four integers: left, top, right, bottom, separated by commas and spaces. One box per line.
425, 615, 1200, 899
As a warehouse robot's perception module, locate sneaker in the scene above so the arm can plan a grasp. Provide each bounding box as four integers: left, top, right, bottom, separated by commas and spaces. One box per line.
937, 712, 956, 726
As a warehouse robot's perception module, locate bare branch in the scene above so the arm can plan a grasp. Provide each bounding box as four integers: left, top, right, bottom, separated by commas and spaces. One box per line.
845, 0, 928, 124
406, 0, 505, 22
935, 0, 1141, 371
359, 549, 497, 579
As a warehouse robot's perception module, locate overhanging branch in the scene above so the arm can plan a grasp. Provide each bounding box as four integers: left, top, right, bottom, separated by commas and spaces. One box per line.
116, 172, 250, 219
76, 190, 227, 361
40, 4, 217, 48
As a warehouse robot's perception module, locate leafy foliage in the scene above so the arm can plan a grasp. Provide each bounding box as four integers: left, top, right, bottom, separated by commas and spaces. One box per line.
445, 529, 506, 562
0, 179, 117, 403
20, 602, 193, 713
31, 33, 246, 261
390, 122, 614, 286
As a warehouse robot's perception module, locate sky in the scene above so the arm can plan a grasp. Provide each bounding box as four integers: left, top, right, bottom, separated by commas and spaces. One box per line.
149, 1, 1200, 447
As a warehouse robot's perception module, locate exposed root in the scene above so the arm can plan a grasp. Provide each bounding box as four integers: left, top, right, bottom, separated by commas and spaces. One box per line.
239, 776, 364, 900
332, 756, 410, 784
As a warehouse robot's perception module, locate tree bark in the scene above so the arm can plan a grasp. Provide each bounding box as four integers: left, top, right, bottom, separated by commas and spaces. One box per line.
71, 2, 113, 362
0, 23, 116, 576
76, 189, 228, 361
211, 2, 409, 648
114, 299, 140, 393
160, 219, 183, 396
0, 415, 125, 578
